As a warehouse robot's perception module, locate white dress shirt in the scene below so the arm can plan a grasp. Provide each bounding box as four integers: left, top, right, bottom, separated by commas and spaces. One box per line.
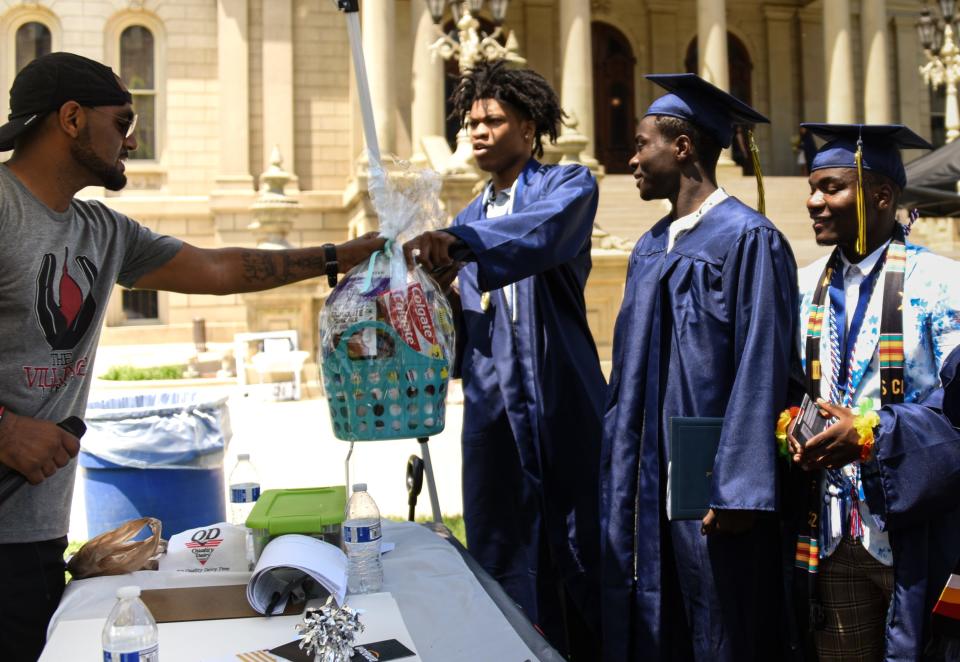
482, 179, 519, 320
838, 240, 890, 333
667, 187, 729, 252
825, 238, 894, 565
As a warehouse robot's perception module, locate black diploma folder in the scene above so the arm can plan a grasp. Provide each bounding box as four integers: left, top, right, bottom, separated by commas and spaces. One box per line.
668, 416, 723, 520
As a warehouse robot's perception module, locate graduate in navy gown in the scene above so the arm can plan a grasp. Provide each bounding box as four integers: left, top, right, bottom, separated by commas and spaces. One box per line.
781, 124, 960, 660
599, 74, 799, 661
788, 347, 960, 660
926, 347, 960, 659
404, 61, 604, 658
864, 347, 960, 659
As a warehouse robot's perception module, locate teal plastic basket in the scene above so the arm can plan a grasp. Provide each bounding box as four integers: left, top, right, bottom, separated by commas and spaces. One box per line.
322, 321, 449, 441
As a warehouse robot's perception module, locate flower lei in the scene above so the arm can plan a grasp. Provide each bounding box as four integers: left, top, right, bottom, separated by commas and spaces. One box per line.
775, 406, 801, 458
852, 397, 881, 462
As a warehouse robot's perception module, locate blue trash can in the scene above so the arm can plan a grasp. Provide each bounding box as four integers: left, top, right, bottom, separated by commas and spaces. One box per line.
81, 391, 232, 540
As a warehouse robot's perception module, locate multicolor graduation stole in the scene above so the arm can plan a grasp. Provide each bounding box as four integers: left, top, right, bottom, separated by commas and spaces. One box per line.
796, 227, 906, 576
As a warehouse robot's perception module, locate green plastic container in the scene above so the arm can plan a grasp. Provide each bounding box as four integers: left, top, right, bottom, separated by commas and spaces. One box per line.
322, 320, 449, 441
245, 486, 346, 561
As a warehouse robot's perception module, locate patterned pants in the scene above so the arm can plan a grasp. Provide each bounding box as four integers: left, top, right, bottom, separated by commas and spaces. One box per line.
815, 537, 895, 661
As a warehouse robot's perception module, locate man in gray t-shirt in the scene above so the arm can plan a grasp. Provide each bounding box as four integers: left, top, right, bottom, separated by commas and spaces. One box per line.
0, 165, 182, 545
0, 53, 383, 661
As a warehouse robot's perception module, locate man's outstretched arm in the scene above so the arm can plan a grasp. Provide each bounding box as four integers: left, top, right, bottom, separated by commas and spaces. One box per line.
133, 233, 385, 294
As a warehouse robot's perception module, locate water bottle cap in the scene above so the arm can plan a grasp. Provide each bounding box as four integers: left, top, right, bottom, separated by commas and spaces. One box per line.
238, 453, 250, 461
352, 482, 367, 492
116, 585, 141, 599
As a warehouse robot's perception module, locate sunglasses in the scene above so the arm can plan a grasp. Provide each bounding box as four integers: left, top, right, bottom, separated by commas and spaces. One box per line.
86, 107, 138, 139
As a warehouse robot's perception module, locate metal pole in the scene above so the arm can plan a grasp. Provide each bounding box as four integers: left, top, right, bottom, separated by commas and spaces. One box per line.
417, 437, 442, 524
344, 440, 354, 493
192, 317, 207, 353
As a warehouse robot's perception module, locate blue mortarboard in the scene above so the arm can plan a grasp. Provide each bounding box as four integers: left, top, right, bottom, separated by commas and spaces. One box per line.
802, 123, 933, 190
643, 73, 770, 213
644, 73, 769, 149
803, 123, 933, 255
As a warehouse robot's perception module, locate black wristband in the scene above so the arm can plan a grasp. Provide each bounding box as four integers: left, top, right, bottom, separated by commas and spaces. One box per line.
323, 243, 338, 288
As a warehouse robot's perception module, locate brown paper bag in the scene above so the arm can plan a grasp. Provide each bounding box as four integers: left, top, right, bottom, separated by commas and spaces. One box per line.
67, 517, 162, 580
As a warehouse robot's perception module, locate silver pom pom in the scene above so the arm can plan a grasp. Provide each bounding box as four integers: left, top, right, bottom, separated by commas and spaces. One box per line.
296, 596, 365, 662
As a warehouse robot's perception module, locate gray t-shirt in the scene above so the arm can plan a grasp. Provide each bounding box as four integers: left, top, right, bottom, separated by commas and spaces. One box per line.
0, 165, 182, 543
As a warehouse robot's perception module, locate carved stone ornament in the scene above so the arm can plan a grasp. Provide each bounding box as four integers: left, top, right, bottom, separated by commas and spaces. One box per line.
590, 0, 612, 14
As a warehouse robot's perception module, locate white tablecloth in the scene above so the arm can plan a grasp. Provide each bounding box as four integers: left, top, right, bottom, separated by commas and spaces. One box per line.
43, 521, 540, 661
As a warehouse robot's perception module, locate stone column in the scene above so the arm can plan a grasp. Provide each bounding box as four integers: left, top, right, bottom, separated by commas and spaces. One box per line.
410, 1, 445, 164
697, 0, 733, 164
823, 0, 855, 123
861, 0, 891, 123
697, 0, 729, 91
800, 8, 825, 122
893, 14, 927, 140
261, 0, 297, 187
765, 7, 800, 175
559, 0, 598, 165
647, 3, 680, 107
362, 0, 396, 156
215, 0, 254, 191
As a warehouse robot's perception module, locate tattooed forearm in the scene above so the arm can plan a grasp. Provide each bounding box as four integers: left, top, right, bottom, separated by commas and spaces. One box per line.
280, 254, 325, 283
240, 250, 325, 287
241, 252, 279, 283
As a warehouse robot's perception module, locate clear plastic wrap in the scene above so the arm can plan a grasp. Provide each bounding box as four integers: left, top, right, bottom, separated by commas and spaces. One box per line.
319, 162, 455, 441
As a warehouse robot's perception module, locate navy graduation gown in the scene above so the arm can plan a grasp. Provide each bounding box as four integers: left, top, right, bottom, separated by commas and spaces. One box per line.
600, 196, 799, 661
860, 346, 960, 661
444, 160, 605, 639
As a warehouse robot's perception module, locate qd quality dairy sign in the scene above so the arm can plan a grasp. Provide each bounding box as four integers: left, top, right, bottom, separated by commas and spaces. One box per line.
159, 522, 250, 573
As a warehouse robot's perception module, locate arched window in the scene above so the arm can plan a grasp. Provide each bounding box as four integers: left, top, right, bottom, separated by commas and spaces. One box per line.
592, 22, 637, 174
119, 25, 156, 160
15, 21, 51, 72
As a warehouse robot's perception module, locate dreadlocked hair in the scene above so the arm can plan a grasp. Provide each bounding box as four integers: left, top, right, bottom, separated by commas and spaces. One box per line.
448, 60, 564, 158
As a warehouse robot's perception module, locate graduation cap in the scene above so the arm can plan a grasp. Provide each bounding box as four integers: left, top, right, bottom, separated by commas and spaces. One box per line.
644, 73, 770, 213
802, 123, 934, 255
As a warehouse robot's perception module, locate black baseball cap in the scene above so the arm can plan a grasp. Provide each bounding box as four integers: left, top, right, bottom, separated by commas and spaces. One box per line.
0, 52, 132, 151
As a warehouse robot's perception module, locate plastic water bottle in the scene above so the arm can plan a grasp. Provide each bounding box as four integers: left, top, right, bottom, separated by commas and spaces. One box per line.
102, 585, 158, 661
228, 453, 261, 527
343, 482, 383, 594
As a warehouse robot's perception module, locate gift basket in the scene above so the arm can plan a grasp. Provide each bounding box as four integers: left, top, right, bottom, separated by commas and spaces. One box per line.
325, 0, 453, 525
319, 167, 454, 443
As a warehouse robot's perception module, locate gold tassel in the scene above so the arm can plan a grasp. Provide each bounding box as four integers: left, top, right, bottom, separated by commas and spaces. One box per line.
854, 138, 867, 256
748, 129, 765, 215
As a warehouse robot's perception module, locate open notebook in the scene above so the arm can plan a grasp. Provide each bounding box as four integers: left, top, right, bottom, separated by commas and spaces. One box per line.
247, 535, 348, 614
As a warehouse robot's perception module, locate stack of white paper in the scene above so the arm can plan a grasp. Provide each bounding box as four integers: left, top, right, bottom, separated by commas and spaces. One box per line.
246, 535, 347, 614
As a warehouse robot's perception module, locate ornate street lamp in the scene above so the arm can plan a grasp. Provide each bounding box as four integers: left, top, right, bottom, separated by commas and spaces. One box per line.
918, 0, 960, 143
424, 0, 446, 23
488, 0, 509, 25
425, 0, 523, 73
423, 0, 525, 173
